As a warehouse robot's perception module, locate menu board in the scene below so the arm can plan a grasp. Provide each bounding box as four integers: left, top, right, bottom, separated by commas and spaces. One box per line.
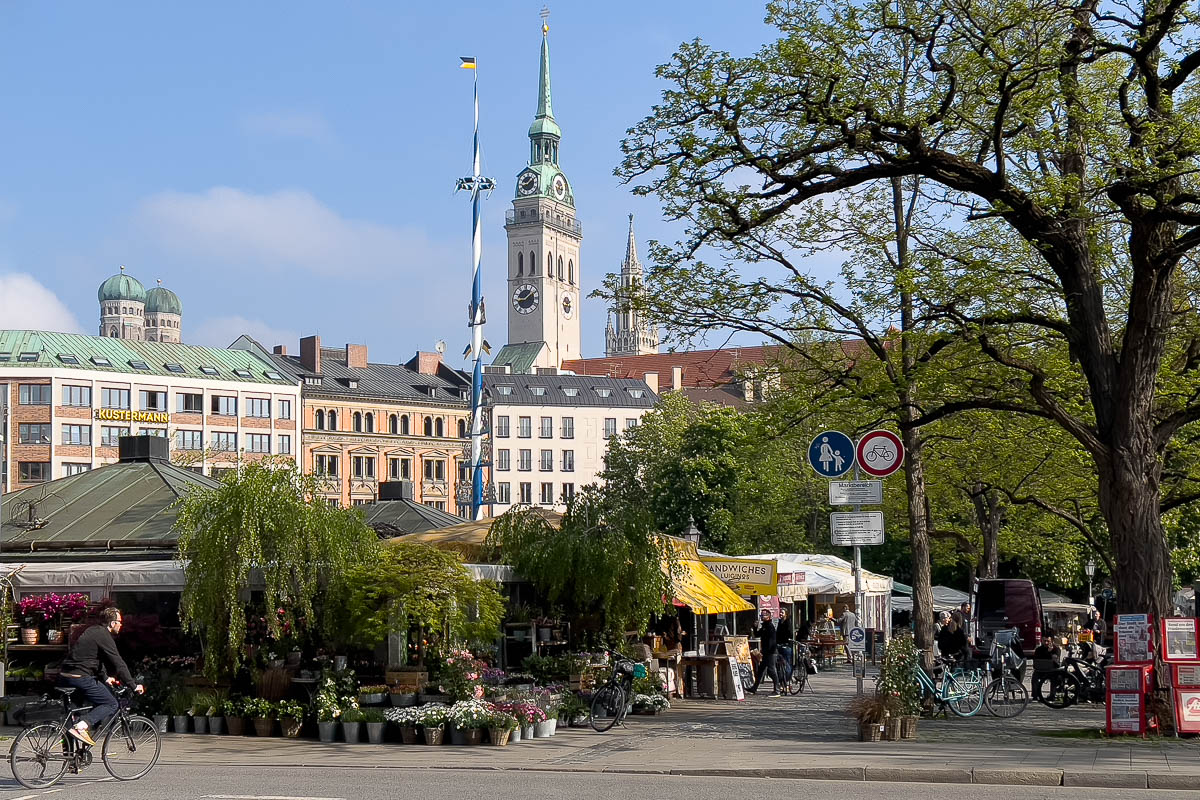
1114, 613, 1155, 664
1161, 617, 1200, 661
1106, 692, 1145, 734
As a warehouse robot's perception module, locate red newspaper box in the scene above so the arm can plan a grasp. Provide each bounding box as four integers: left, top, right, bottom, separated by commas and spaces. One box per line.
1114, 613, 1155, 664
1108, 664, 1154, 694
1175, 690, 1200, 734
1107, 691, 1150, 735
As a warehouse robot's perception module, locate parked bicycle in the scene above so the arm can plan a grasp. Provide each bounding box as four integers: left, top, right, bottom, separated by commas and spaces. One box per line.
982, 633, 1029, 718
589, 651, 644, 733
914, 651, 984, 717
1032, 642, 1109, 709
9, 681, 160, 789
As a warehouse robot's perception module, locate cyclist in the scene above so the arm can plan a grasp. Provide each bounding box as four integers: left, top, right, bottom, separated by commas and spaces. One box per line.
775, 607, 794, 683
58, 607, 143, 746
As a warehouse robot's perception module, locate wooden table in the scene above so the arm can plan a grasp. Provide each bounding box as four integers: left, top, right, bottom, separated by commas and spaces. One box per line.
812, 636, 848, 667
679, 655, 721, 698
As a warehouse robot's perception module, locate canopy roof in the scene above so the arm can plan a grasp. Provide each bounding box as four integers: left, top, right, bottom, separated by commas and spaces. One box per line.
388, 509, 563, 560
665, 538, 753, 615
892, 585, 970, 613
360, 499, 464, 537
715, 552, 893, 595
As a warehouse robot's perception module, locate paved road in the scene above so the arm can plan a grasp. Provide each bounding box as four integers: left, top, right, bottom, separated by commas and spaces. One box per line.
0, 766, 1188, 800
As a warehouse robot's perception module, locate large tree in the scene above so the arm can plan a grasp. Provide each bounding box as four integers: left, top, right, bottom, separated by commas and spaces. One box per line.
618, 0, 1200, 616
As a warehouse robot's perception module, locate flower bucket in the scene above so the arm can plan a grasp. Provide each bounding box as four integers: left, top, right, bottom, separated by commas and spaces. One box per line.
534, 719, 556, 738
318, 721, 337, 742
366, 722, 386, 744
858, 721, 884, 742
488, 727, 510, 746
173, 715, 190, 733
400, 725, 419, 744
152, 715, 169, 734
207, 716, 225, 735
465, 728, 483, 746
359, 693, 385, 705
280, 717, 303, 738
900, 715, 918, 740
884, 717, 901, 741
253, 718, 274, 737
193, 716, 209, 735
449, 725, 469, 746
226, 717, 245, 736
19, 628, 39, 646
510, 726, 522, 743
342, 722, 362, 744
520, 724, 535, 741
390, 693, 416, 707
423, 724, 445, 745
45, 629, 65, 645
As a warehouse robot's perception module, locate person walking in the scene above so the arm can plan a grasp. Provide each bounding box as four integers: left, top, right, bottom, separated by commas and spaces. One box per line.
58, 607, 143, 746
749, 609, 780, 696
776, 607, 795, 683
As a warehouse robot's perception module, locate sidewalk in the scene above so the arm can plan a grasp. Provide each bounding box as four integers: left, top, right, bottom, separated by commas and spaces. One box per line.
29, 672, 1200, 790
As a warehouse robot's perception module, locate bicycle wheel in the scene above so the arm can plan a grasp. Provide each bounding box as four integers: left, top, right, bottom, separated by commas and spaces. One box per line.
10, 723, 70, 789
946, 673, 984, 717
589, 685, 625, 733
1034, 672, 1080, 709
102, 715, 161, 780
739, 664, 755, 692
985, 675, 1029, 718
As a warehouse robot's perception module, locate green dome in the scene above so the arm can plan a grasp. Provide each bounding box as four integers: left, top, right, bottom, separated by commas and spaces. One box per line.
97, 272, 146, 303
145, 286, 182, 315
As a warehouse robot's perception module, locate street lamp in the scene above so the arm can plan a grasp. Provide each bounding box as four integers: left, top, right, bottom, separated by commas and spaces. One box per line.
682, 517, 701, 546
1085, 556, 1097, 607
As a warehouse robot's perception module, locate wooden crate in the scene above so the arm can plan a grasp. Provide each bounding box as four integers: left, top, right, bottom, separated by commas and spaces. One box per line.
387, 670, 428, 691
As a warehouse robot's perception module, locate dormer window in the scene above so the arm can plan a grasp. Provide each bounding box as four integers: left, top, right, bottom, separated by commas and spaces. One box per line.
347, 379, 358, 389
496, 385, 514, 396
199, 366, 219, 375
18, 352, 39, 362
595, 388, 612, 398
531, 387, 547, 396
58, 354, 79, 365
91, 356, 111, 367
264, 370, 283, 380
165, 363, 185, 373
128, 360, 150, 371
233, 368, 253, 379
562, 387, 579, 397
628, 389, 645, 399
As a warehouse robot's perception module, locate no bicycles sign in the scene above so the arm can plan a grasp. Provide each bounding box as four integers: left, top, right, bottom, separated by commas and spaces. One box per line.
855, 430, 905, 478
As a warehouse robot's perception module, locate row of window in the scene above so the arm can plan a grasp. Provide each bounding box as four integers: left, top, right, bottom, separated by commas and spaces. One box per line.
312, 409, 467, 438
513, 249, 576, 285
173, 431, 291, 454
495, 415, 635, 439
495, 448, 575, 472
312, 454, 447, 481
495, 481, 576, 506
16, 384, 292, 418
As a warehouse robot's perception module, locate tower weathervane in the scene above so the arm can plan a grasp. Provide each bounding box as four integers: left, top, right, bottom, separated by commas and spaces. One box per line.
540, 5, 549, 33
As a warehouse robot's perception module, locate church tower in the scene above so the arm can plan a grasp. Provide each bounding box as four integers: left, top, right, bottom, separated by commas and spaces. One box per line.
605, 214, 659, 357
498, 16, 582, 373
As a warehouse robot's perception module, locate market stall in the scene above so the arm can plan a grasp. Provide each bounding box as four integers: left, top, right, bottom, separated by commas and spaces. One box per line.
891, 585, 970, 614
740, 553, 893, 636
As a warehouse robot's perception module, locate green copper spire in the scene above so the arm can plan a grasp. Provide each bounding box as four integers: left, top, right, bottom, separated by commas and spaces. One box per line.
528, 21, 562, 141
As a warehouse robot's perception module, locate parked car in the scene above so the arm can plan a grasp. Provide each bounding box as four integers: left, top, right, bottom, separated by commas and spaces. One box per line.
974, 578, 1043, 648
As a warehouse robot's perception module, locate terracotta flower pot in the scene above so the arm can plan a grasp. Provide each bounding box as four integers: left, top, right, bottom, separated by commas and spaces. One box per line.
45, 629, 65, 645
19, 628, 39, 645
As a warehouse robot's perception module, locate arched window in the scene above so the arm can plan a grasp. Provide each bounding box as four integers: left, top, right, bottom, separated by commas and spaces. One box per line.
546, 251, 553, 277
401, 415, 410, 435
435, 418, 444, 437
557, 255, 564, 280
365, 413, 374, 433
389, 414, 398, 434
353, 411, 363, 432
458, 419, 467, 438
529, 251, 536, 275
315, 410, 325, 429
517, 251, 523, 276
328, 410, 338, 430
423, 417, 432, 436
568, 260, 574, 284
109, 327, 118, 337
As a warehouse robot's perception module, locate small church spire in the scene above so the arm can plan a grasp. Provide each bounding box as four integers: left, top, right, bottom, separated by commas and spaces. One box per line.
537, 7, 554, 121
623, 213, 640, 274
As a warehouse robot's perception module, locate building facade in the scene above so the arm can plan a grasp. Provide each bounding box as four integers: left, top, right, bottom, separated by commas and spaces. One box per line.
241, 335, 475, 513
485, 373, 656, 513
605, 214, 660, 358
0, 330, 300, 492
97, 267, 183, 343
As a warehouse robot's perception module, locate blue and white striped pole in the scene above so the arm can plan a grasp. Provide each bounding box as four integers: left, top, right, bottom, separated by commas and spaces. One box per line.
458, 57, 495, 521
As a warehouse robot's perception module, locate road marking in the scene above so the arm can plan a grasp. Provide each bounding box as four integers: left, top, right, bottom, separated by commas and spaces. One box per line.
201, 796, 347, 800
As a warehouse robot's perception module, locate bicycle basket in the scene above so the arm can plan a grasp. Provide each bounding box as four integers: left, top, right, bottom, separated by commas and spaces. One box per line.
633, 663, 648, 679
12, 697, 62, 726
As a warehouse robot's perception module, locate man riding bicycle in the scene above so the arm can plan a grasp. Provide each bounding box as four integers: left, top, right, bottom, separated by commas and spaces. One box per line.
58, 607, 143, 746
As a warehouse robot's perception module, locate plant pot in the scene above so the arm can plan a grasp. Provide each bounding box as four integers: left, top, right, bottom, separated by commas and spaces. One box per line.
253, 717, 274, 737
226, 716, 245, 736
192, 716, 209, 735
333, 655, 348, 672
152, 714, 169, 733
366, 721, 385, 744
359, 693, 385, 705
342, 721, 362, 743
884, 717, 901, 741
488, 727, 510, 746
19, 628, 39, 645
318, 720, 338, 742
390, 693, 416, 707
420, 693, 449, 705
570, 714, 589, 728
449, 725, 469, 746
858, 721, 884, 742
207, 716, 225, 735
173, 715, 190, 733
422, 724, 444, 745
280, 717, 303, 738
465, 728, 483, 745
45, 629, 65, 645
509, 726, 521, 743
520, 723, 535, 740
286, 650, 302, 666
399, 725, 419, 745
534, 719, 556, 738
900, 715, 918, 740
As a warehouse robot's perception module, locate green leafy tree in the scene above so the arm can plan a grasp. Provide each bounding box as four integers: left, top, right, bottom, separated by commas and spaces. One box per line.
174, 463, 379, 680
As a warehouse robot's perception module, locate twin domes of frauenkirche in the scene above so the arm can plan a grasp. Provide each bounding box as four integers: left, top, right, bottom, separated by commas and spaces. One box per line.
96, 267, 183, 343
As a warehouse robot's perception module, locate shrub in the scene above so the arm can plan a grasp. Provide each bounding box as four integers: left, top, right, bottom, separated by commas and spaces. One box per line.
275, 700, 304, 720
243, 698, 274, 719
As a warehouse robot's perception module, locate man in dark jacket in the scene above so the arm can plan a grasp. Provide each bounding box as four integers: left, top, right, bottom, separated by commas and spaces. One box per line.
59, 607, 143, 746
776, 608, 795, 682
749, 609, 780, 696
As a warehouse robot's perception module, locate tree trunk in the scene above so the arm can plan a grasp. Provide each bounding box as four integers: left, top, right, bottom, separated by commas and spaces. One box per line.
970, 484, 1001, 579
901, 416, 935, 663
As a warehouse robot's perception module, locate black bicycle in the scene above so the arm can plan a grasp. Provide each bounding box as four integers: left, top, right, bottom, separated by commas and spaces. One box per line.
9, 682, 161, 789
1032, 645, 1109, 709
589, 652, 643, 733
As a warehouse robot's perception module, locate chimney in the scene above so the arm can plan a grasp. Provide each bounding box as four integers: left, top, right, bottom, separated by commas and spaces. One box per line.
272, 344, 288, 356
643, 372, 659, 393
414, 351, 442, 376
672, 366, 683, 391
346, 343, 368, 369
300, 335, 322, 374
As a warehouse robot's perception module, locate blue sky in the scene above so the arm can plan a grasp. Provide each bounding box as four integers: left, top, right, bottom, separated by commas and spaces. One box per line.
0, 1, 777, 364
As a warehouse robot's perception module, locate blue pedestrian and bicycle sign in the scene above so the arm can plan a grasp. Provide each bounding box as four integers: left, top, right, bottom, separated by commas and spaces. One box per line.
808, 430, 855, 478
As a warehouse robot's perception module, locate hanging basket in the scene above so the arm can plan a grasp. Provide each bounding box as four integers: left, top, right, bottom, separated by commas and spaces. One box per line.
900, 715, 918, 740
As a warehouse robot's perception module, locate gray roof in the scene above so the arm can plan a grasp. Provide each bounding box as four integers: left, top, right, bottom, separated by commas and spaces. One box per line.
491, 342, 545, 375
484, 374, 657, 408
360, 499, 464, 537
1, 459, 219, 559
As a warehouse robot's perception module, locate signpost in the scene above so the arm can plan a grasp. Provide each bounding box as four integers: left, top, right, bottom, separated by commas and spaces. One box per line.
848, 626, 867, 653
855, 430, 905, 478
829, 480, 883, 506
808, 431, 855, 478
830, 512, 885, 546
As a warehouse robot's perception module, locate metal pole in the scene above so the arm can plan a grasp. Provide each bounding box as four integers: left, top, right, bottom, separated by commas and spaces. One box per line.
853, 459, 864, 696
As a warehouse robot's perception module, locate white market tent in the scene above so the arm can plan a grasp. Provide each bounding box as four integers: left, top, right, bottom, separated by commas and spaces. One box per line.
892, 585, 969, 614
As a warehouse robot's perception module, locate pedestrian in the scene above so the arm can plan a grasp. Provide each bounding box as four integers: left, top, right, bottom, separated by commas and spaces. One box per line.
776, 608, 794, 681
797, 614, 812, 643
749, 609, 780, 696
936, 619, 968, 665
1083, 609, 1105, 642
840, 606, 858, 637
952, 602, 974, 645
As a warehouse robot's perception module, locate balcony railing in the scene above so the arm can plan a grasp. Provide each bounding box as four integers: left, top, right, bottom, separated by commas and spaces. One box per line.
505, 208, 583, 237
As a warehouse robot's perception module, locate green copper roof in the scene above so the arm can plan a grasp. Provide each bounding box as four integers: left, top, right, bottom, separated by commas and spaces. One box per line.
98, 272, 147, 303
528, 31, 561, 139
491, 342, 547, 376
0, 330, 296, 385
145, 286, 182, 315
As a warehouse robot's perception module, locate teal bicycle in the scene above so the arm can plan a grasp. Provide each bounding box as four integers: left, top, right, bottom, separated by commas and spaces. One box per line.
913, 653, 984, 717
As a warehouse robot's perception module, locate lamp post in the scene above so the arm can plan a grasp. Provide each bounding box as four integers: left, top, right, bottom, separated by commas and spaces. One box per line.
682, 517, 701, 546
1085, 556, 1096, 607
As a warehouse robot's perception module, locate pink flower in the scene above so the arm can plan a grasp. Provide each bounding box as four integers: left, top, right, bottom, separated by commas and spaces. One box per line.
473, 686, 484, 699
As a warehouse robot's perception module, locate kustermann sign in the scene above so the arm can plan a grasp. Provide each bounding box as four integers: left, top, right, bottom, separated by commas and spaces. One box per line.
94, 409, 169, 424
700, 557, 778, 596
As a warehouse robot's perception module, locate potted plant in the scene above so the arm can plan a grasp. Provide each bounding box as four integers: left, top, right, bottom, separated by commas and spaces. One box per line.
276, 700, 304, 738
314, 679, 342, 742
514, 702, 545, 741
632, 693, 670, 715
244, 698, 275, 737
363, 708, 387, 744
415, 703, 447, 745
847, 693, 897, 742
487, 710, 517, 746
559, 693, 590, 727
877, 633, 922, 739
358, 684, 388, 705
168, 688, 191, 734
223, 698, 246, 736
437, 648, 486, 702
534, 702, 557, 738
385, 706, 420, 744
341, 707, 365, 743
390, 687, 417, 707
17, 595, 46, 644
449, 699, 491, 745
193, 690, 225, 735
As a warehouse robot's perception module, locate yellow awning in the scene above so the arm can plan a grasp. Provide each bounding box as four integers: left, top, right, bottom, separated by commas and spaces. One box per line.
663, 538, 754, 615
388, 509, 563, 561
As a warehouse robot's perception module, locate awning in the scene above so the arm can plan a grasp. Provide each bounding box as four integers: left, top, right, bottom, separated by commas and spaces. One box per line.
664, 538, 753, 615
390, 509, 563, 561
892, 581, 913, 595
2, 561, 186, 592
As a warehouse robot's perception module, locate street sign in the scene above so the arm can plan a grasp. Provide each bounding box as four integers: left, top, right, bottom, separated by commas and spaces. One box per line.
848, 626, 867, 653
855, 429, 905, 478
830, 511, 885, 546
829, 480, 883, 506
700, 557, 778, 596
808, 430, 855, 478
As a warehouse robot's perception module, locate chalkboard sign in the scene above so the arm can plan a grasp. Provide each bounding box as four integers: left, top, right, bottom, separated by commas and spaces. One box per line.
727, 656, 746, 700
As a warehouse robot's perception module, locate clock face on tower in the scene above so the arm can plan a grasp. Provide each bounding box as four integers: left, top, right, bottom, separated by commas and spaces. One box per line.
552, 175, 567, 200
512, 283, 540, 314
517, 171, 538, 196
561, 294, 574, 318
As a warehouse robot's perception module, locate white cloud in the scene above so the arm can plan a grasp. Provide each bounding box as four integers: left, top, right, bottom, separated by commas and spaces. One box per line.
239, 111, 333, 144
137, 187, 451, 276
190, 315, 299, 351
0, 273, 85, 334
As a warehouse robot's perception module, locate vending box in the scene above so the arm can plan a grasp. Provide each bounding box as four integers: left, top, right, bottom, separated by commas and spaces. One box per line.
1107, 692, 1150, 735
1107, 664, 1154, 694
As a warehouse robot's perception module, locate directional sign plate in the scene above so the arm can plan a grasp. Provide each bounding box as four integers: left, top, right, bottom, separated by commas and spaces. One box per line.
808, 430, 855, 478
848, 626, 867, 653
856, 429, 905, 478
829, 480, 883, 506
830, 511, 885, 546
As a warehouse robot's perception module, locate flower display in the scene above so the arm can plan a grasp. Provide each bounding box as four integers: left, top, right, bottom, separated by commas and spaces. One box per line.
632, 693, 670, 712
384, 706, 420, 725
437, 647, 487, 701
448, 699, 494, 729
18, 593, 90, 625
414, 703, 449, 727
314, 678, 344, 722
511, 702, 548, 724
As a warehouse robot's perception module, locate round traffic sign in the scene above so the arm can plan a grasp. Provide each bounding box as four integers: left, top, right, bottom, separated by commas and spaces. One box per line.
808, 430, 855, 478
856, 430, 905, 477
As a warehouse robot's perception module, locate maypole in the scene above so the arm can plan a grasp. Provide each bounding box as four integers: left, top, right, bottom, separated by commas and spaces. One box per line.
456, 56, 495, 520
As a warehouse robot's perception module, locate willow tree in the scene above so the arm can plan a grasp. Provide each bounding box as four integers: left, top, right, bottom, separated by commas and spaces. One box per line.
174, 463, 379, 679
618, 0, 1200, 616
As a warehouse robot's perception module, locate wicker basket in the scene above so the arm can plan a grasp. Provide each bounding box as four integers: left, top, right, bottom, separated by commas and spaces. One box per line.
900, 715, 918, 740
884, 717, 901, 741
859, 721, 884, 742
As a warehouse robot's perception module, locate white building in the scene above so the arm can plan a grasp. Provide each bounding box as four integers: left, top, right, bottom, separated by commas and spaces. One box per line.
485, 373, 657, 512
